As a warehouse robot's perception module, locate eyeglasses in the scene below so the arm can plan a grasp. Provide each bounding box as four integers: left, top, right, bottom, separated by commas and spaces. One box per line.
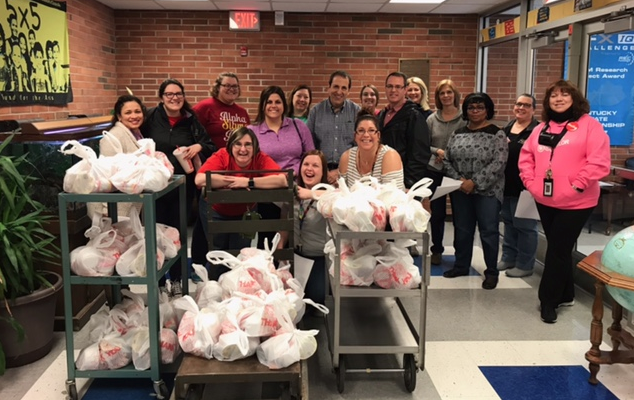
163, 92, 184, 99
356, 129, 378, 135
515, 102, 533, 109
385, 84, 405, 90
220, 84, 240, 90
233, 142, 253, 149
467, 105, 486, 112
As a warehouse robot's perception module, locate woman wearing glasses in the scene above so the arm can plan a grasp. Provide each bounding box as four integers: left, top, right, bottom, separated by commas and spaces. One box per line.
193, 72, 251, 149
195, 127, 288, 279
498, 94, 540, 278
339, 111, 404, 189
142, 79, 216, 296
442, 93, 508, 290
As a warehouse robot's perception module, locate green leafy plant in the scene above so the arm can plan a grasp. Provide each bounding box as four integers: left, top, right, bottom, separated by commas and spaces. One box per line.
0, 135, 58, 375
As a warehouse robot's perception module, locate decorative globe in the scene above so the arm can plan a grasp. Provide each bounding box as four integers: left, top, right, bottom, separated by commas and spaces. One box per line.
600, 225, 634, 312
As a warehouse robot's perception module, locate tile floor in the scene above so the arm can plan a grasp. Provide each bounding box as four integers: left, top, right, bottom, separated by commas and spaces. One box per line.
2, 222, 633, 400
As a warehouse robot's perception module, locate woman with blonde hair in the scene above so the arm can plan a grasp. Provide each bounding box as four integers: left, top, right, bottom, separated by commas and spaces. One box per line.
407, 76, 432, 118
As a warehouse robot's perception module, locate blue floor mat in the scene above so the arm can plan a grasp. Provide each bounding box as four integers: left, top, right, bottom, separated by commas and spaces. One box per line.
480, 365, 618, 400
81, 373, 175, 400
413, 255, 480, 276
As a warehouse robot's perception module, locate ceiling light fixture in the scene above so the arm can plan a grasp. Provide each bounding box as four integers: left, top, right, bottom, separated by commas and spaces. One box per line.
390, 0, 445, 4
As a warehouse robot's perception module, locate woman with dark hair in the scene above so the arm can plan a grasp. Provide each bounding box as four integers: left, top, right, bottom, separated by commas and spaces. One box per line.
426, 79, 465, 265
519, 80, 610, 323
195, 127, 288, 279
249, 85, 315, 249
278, 150, 329, 305
287, 84, 312, 122
339, 111, 404, 189
442, 92, 508, 290
193, 72, 250, 149
498, 94, 540, 278
360, 84, 380, 116
88, 95, 146, 219
141, 78, 216, 296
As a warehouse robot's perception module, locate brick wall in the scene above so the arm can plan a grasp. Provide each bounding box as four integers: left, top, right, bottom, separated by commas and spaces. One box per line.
113, 11, 479, 118
0, 0, 117, 121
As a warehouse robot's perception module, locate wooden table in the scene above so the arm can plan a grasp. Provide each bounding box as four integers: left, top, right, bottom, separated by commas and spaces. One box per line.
174, 354, 307, 399
576, 251, 634, 384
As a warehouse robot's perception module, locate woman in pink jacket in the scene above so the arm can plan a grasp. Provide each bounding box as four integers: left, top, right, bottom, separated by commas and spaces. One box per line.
518, 80, 611, 324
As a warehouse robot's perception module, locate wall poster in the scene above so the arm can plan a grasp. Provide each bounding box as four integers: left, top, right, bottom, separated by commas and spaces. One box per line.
586, 31, 634, 146
0, 0, 72, 106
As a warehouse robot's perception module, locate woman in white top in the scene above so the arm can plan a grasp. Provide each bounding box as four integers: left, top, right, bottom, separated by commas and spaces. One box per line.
339, 111, 404, 190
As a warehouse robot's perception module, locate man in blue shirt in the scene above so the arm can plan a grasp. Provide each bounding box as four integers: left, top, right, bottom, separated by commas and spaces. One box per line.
307, 70, 360, 184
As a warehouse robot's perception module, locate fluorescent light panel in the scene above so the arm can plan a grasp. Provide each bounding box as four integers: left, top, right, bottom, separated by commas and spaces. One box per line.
390, 0, 445, 3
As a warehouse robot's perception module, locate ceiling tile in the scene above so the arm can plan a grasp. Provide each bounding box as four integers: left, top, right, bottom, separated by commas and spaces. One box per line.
157, 1, 218, 10
327, 3, 384, 13
271, 2, 329, 12
214, 1, 272, 11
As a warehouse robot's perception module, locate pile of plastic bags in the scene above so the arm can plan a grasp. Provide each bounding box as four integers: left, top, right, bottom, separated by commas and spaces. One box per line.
324, 238, 421, 289
61, 133, 173, 194
76, 289, 181, 371
313, 177, 433, 233
174, 234, 328, 369
70, 209, 180, 277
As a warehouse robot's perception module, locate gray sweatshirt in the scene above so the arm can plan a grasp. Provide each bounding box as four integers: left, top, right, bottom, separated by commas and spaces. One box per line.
426, 110, 467, 172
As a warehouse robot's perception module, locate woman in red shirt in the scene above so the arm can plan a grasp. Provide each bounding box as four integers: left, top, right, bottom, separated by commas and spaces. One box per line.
195, 127, 288, 279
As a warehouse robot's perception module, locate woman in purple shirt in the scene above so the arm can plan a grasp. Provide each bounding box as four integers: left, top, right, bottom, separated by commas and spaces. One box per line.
248, 85, 315, 249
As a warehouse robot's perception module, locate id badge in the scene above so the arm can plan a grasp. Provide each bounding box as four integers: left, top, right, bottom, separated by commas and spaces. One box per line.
543, 178, 553, 197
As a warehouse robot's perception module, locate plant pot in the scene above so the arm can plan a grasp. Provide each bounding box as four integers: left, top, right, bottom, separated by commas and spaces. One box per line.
0, 271, 63, 368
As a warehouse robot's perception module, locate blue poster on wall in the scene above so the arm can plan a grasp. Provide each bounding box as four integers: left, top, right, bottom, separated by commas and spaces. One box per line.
586, 31, 634, 146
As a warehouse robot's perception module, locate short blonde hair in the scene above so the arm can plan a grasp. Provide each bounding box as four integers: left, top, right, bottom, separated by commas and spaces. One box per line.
407, 77, 430, 111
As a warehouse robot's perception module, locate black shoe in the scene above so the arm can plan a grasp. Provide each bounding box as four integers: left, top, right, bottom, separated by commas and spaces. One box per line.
443, 268, 469, 278
430, 253, 442, 265
482, 276, 498, 290
540, 305, 557, 323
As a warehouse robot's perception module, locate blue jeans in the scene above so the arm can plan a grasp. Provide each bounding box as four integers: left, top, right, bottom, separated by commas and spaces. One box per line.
500, 196, 539, 271
450, 191, 501, 277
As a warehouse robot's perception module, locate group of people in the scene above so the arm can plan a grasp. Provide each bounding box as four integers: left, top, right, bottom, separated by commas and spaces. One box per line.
100, 69, 612, 324
0, 15, 67, 93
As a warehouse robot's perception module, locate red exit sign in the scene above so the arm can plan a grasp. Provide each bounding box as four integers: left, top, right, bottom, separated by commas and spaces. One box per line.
229, 11, 261, 31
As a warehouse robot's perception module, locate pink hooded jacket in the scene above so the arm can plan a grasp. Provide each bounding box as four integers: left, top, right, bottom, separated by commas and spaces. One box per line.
518, 114, 611, 210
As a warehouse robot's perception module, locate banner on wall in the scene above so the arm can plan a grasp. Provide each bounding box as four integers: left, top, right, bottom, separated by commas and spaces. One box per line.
586, 32, 634, 146
0, 0, 73, 106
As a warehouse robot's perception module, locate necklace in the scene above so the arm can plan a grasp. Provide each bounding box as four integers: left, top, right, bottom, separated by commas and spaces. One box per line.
357, 146, 380, 175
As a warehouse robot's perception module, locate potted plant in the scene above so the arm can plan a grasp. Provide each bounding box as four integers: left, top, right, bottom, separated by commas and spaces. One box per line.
0, 134, 62, 375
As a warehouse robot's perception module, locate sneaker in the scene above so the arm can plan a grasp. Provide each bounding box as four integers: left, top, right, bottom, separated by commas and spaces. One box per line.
171, 281, 183, 298
557, 299, 575, 308
443, 268, 469, 278
505, 268, 533, 278
482, 276, 498, 290
497, 261, 514, 271
540, 304, 557, 323
430, 253, 442, 265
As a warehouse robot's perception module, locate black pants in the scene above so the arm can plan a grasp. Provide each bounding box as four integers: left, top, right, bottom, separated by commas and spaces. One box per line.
256, 202, 281, 250
424, 169, 447, 255
536, 203, 594, 307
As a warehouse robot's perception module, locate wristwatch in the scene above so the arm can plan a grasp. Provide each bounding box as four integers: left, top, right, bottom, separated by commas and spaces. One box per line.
248, 177, 255, 189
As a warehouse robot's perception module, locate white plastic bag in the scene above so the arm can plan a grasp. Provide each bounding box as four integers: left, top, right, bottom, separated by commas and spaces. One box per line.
389, 178, 433, 232
373, 240, 421, 289
193, 263, 223, 309
61, 140, 114, 194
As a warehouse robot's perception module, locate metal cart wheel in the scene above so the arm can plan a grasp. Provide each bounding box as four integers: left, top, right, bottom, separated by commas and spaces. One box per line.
335, 355, 346, 394
403, 354, 417, 392
65, 381, 78, 400
153, 379, 170, 399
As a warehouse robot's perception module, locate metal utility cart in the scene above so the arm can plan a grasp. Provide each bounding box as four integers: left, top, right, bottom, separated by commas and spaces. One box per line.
173, 169, 307, 399
325, 219, 429, 393
59, 176, 187, 400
